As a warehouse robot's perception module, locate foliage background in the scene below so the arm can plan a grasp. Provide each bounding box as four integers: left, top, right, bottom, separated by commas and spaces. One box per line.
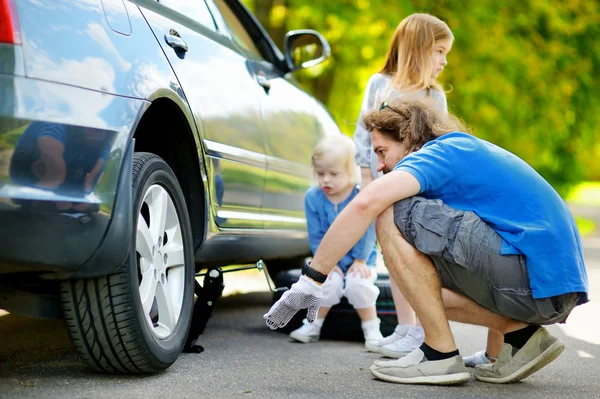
243, 0, 600, 194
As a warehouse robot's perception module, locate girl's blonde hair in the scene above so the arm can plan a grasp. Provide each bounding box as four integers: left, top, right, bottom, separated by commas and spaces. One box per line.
311, 135, 359, 184
380, 13, 453, 94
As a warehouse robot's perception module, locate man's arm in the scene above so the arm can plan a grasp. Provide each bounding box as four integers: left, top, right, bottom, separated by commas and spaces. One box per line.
263, 170, 420, 330
309, 170, 421, 277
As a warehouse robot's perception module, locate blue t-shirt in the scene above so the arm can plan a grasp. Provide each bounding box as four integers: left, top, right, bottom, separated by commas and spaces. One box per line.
305, 185, 377, 272
394, 132, 588, 302
16, 122, 111, 171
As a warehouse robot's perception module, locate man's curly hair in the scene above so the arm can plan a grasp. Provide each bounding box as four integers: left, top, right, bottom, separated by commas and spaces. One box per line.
362, 98, 470, 154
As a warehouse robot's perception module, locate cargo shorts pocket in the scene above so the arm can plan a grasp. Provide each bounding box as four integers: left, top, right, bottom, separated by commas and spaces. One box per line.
395, 197, 494, 269
409, 202, 456, 258
412, 205, 489, 269
446, 212, 493, 267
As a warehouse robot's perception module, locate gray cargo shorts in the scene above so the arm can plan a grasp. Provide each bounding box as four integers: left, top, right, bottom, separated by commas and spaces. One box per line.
393, 197, 579, 325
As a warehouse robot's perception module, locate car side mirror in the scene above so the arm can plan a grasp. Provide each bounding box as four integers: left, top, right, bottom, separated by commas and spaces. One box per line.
284, 30, 331, 72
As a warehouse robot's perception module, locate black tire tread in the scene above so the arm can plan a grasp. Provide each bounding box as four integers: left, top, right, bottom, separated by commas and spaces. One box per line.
60, 153, 178, 374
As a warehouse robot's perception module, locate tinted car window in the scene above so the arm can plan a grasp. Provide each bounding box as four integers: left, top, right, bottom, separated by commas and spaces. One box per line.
213, 0, 264, 60
159, 0, 217, 31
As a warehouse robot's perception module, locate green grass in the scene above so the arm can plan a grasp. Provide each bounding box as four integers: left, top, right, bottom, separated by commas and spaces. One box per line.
0, 123, 27, 151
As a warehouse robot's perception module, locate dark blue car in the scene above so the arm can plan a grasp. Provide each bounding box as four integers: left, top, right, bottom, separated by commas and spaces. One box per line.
0, 0, 340, 373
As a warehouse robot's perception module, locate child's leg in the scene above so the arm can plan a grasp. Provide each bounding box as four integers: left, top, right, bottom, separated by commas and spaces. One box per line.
317, 306, 331, 320
319, 270, 345, 315
486, 329, 504, 360
356, 306, 377, 321
345, 270, 380, 320
368, 257, 424, 357
345, 271, 384, 345
463, 329, 504, 366
390, 278, 418, 326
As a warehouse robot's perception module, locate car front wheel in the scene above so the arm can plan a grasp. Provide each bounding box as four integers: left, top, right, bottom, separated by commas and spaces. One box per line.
61, 152, 194, 374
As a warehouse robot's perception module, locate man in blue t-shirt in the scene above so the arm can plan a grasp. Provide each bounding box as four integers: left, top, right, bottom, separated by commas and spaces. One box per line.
264, 100, 589, 387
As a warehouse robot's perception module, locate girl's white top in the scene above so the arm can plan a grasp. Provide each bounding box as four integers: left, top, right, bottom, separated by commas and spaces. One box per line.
353, 73, 448, 178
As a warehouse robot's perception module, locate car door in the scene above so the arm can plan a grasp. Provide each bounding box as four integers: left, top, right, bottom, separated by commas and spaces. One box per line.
135, 0, 267, 230
256, 73, 328, 230
209, 0, 338, 231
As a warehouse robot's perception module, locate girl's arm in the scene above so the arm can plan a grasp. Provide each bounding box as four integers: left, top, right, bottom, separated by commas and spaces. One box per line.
354, 75, 384, 174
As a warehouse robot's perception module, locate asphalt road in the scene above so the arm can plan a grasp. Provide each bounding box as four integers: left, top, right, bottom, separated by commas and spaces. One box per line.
1, 218, 599, 398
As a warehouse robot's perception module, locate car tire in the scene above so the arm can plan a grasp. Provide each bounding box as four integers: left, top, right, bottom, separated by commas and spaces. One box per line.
60, 152, 195, 374
271, 268, 397, 341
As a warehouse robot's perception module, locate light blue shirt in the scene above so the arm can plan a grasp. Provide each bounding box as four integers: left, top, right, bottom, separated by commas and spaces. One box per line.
305, 186, 377, 272
394, 132, 588, 303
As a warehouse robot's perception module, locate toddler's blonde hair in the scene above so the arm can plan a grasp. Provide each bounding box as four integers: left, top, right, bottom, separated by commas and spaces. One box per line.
311, 135, 359, 184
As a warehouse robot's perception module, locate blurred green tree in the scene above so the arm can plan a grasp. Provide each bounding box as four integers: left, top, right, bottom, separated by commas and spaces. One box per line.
243, 0, 600, 194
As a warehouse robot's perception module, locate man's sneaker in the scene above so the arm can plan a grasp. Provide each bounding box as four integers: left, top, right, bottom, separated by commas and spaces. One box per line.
464, 350, 491, 367
474, 327, 565, 383
370, 347, 471, 385
378, 326, 424, 358
289, 318, 323, 343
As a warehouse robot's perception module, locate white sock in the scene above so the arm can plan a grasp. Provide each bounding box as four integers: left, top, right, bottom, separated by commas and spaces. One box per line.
311, 318, 325, 328
361, 318, 381, 331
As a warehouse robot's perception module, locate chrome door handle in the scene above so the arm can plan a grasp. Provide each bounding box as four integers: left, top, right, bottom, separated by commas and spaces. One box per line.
257, 75, 271, 90
165, 31, 188, 52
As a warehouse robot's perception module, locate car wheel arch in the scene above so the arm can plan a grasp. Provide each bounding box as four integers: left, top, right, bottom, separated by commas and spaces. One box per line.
132, 95, 208, 257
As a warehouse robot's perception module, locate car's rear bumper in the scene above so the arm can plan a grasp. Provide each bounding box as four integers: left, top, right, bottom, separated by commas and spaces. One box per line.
0, 74, 148, 278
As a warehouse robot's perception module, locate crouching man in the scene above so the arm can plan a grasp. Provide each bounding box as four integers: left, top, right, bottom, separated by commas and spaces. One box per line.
264, 99, 589, 386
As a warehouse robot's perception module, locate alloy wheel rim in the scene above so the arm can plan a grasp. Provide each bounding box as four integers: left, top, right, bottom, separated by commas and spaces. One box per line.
136, 184, 185, 339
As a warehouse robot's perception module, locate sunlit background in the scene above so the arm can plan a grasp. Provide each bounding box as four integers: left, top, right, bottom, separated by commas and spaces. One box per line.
243, 0, 599, 199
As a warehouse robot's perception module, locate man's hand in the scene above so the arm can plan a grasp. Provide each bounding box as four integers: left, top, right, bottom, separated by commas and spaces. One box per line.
263, 276, 323, 330
347, 260, 372, 279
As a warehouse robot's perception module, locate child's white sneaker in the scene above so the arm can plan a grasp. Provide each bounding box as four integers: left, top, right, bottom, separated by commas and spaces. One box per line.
289, 318, 323, 343
464, 350, 492, 367
365, 324, 412, 353
361, 318, 384, 349
378, 326, 424, 358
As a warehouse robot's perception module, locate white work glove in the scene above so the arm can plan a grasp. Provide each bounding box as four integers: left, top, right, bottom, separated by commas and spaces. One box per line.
263, 275, 323, 330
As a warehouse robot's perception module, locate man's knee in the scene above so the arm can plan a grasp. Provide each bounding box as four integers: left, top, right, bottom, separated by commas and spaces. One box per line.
377, 197, 428, 244
345, 273, 379, 309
